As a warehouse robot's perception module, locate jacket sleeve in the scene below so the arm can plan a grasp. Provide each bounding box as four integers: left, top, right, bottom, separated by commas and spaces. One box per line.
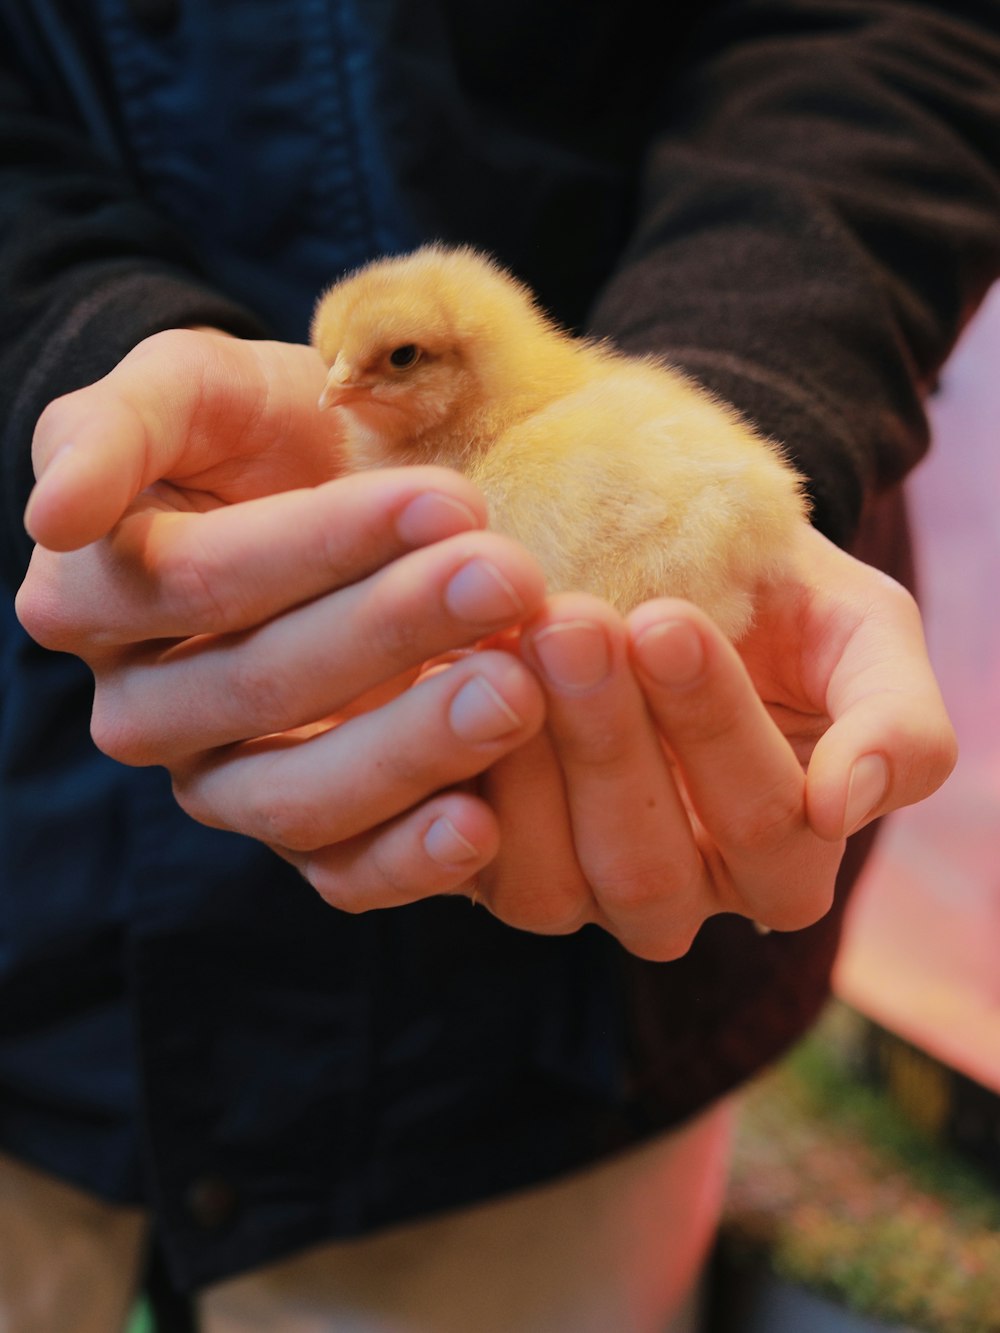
0, 51, 267, 588
588, 0, 1000, 546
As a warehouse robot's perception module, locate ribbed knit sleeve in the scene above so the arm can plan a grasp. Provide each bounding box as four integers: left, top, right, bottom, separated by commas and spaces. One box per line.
588, 0, 1000, 545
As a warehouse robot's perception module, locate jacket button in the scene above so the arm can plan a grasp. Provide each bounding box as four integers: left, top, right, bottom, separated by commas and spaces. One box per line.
127, 0, 181, 36
184, 1176, 239, 1230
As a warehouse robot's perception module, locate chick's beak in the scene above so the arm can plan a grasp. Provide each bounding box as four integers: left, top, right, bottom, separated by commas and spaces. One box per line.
318, 356, 369, 411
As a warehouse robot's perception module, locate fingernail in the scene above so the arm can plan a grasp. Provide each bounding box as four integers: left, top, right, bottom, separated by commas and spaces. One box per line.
396, 492, 480, 546
449, 675, 523, 743
445, 559, 524, 623
635, 619, 704, 688
844, 754, 889, 835
531, 620, 611, 693
424, 816, 482, 866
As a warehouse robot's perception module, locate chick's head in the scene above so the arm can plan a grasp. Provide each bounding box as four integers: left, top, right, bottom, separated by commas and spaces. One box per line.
313, 281, 471, 447
311, 245, 560, 466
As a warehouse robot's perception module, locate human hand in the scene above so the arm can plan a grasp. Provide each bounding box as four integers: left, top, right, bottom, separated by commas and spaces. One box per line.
22, 329, 341, 550
15, 331, 551, 902
17, 331, 956, 955
460, 522, 957, 960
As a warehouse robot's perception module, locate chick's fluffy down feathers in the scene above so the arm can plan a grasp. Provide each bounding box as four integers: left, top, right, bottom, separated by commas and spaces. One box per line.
311, 245, 807, 639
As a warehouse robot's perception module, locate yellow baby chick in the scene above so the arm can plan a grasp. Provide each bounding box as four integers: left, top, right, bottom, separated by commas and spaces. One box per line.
311, 245, 807, 639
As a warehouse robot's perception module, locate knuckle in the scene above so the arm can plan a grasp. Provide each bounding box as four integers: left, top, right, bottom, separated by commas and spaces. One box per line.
246, 783, 327, 851
128, 327, 202, 372
529, 900, 590, 935
389, 752, 433, 795
15, 548, 103, 654
363, 591, 423, 667
305, 837, 408, 913
372, 735, 427, 790
646, 669, 741, 746
173, 750, 333, 851
522, 893, 588, 936
89, 691, 149, 767
632, 925, 700, 963
513, 910, 580, 936
873, 569, 920, 617
673, 696, 739, 746
492, 885, 589, 937
593, 860, 672, 918
308, 871, 371, 914
158, 544, 233, 633
756, 881, 835, 934
225, 656, 293, 734
169, 771, 224, 832
939, 743, 960, 789
553, 720, 634, 772
368, 837, 426, 905
719, 779, 804, 851
929, 728, 959, 787
14, 579, 71, 652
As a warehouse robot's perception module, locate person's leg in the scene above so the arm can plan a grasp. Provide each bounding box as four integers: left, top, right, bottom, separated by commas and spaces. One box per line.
200, 1098, 734, 1333
0, 1149, 149, 1333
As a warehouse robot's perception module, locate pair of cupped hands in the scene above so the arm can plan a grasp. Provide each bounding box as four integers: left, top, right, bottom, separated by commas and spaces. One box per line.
16, 330, 956, 960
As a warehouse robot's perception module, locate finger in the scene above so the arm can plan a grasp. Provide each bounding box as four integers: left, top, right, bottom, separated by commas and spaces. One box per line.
171, 650, 545, 852
280, 790, 500, 913
522, 595, 709, 960
804, 573, 958, 840
91, 530, 546, 766
475, 729, 595, 937
629, 600, 841, 933
16, 467, 489, 652
24, 332, 327, 550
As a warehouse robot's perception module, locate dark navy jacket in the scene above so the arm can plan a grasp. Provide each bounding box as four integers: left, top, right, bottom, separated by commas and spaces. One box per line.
1, 0, 999, 1290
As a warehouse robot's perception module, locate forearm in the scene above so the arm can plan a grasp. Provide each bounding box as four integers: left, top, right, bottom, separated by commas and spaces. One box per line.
588, 0, 1000, 546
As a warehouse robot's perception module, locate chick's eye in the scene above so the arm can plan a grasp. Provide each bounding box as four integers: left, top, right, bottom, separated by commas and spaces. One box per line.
389, 344, 420, 369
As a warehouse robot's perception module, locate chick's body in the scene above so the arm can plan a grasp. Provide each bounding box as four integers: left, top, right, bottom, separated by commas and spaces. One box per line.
311, 245, 807, 639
